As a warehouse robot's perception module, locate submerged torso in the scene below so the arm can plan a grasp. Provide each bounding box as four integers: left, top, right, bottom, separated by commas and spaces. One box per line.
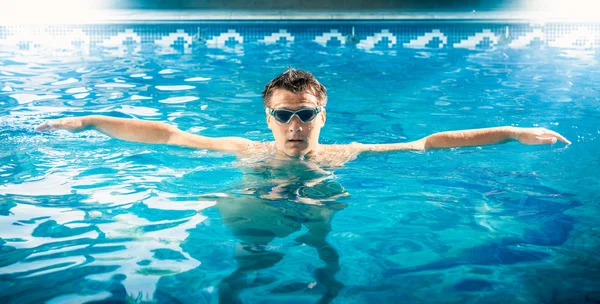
204, 154, 349, 245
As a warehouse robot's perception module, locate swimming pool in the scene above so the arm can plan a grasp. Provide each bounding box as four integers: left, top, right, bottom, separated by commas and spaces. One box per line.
1, 21, 599, 303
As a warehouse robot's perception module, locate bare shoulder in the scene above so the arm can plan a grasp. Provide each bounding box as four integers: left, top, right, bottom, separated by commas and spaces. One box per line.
312, 143, 363, 167
320, 142, 363, 153
353, 140, 426, 153
238, 140, 276, 156
315, 140, 426, 163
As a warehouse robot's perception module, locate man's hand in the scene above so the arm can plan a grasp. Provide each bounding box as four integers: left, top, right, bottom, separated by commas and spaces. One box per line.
513, 127, 571, 145
35, 117, 87, 133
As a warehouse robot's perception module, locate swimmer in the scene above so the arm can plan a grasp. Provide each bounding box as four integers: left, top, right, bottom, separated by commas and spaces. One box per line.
35, 67, 571, 166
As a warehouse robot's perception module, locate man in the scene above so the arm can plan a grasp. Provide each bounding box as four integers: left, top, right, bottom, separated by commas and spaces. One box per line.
35, 68, 570, 167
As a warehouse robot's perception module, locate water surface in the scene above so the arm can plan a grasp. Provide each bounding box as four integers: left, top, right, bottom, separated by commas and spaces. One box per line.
0, 42, 599, 303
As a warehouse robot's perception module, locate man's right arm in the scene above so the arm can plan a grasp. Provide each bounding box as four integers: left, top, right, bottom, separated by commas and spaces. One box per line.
35, 115, 256, 154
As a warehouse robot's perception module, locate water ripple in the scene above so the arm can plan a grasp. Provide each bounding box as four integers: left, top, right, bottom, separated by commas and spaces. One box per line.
0, 43, 598, 304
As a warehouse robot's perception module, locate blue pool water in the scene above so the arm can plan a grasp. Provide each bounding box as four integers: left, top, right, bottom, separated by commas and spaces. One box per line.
1, 37, 600, 303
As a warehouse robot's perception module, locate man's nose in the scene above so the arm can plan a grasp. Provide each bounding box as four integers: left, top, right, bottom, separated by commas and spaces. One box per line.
288, 116, 303, 133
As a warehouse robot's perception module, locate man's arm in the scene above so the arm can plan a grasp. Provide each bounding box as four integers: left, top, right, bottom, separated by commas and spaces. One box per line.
356, 126, 571, 153
35, 115, 256, 153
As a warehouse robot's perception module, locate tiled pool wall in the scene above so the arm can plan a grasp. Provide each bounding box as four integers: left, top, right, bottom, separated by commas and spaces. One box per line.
1, 22, 599, 52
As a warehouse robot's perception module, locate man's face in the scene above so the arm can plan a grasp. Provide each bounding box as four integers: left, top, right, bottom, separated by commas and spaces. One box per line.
266, 89, 326, 158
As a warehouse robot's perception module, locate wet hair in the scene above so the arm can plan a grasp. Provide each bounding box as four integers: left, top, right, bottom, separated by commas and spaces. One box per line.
262, 67, 327, 107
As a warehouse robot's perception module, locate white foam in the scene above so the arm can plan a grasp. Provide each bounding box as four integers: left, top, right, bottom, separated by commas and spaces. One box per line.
95, 83, 136, 88
51, 78, 78, 86
155, 85, 195, 91
10, 106, 72, 114
1, 85, 12, 92
131, 95, 152, 100
158, 69, 180, 75
130, 73, 146, 78
184, 77, 211, 82
9, 93, 61, 104
65, 87, 88, 94
118, 105, 160, 116
73, 93, 89, 99
159, 96, 199, 104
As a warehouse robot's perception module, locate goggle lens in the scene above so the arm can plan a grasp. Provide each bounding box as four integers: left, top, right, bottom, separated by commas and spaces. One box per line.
296, 109, 316, 122
274, 110, 294, 123
268, 107, 322, 124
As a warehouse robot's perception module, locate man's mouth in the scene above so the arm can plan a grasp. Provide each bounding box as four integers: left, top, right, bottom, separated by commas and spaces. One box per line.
287, 139, 305, 143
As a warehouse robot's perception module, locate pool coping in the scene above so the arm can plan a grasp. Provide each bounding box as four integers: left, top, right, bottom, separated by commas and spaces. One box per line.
0, 9, 598, 25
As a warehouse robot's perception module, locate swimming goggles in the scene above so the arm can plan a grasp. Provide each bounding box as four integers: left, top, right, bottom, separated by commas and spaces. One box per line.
265, 106, 324, 124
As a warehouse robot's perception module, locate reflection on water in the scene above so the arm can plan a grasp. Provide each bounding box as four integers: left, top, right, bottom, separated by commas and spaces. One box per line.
0, 191, 210, 303
0, 152, 351, 303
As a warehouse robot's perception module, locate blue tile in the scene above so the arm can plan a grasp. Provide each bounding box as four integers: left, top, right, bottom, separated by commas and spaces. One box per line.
0, 23, 598, 52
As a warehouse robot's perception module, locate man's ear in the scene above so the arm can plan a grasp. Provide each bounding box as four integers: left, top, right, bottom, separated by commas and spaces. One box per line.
266, 114, 273, 130
320, 109, 326, 126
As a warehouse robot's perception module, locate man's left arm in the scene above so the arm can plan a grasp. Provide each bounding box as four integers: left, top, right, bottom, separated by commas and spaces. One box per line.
356, 126, 571, 153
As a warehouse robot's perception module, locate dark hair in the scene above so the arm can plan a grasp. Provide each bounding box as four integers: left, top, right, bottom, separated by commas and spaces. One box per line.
262, 67, 327, 107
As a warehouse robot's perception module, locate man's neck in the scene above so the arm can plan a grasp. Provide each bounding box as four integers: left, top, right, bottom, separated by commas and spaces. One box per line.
274, 143, 322, 161
304, 143, 321, 159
